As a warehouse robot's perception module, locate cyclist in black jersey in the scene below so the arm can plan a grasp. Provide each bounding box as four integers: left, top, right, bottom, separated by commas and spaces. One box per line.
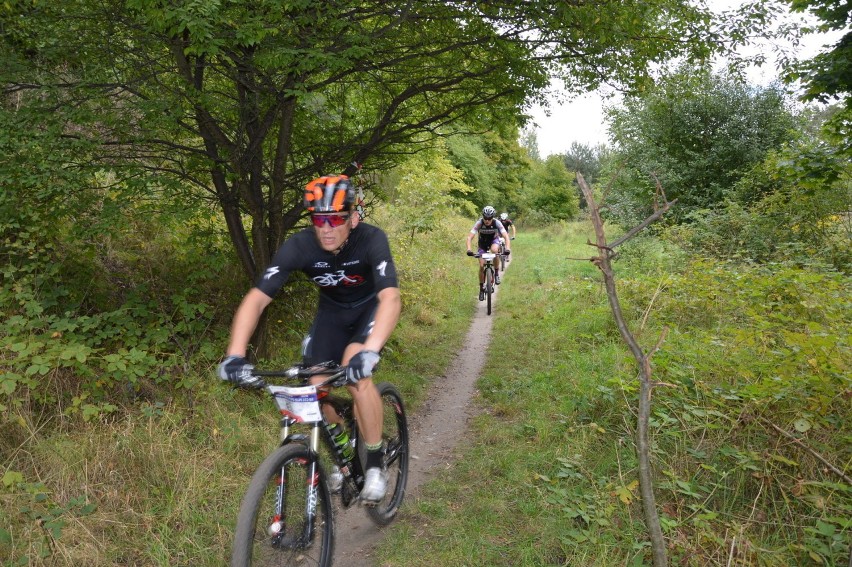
465, 205, 511, 301
499, 212, 516, 240
218, 174, 401, 503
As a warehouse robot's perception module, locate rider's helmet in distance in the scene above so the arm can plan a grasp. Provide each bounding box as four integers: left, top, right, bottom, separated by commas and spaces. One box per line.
500, 212, 508, 221
304, 175, 355, 212
482, 205, 496, 219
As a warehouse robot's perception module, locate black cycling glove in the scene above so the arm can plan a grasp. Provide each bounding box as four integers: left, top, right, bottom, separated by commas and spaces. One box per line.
346, 350, 381, 384
217, 355, 266, 389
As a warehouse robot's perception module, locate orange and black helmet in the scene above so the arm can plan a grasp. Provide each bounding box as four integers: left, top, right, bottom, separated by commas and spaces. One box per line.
304, 175, 355, 213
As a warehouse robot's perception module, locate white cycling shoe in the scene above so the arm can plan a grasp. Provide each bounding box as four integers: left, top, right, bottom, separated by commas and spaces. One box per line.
361, 468, 387, 503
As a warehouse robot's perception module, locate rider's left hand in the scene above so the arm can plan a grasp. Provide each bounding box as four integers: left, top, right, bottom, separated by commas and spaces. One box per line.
346, 350, 381, 383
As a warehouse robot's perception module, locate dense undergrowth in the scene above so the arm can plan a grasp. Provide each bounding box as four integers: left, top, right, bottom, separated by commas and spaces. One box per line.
377, 223, 850, 566
0, 205, 474, 565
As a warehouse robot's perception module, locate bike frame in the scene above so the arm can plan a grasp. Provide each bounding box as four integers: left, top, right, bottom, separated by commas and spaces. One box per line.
481, 253, 496, 284
478, 252, 497, 315
258, 363, 363, 545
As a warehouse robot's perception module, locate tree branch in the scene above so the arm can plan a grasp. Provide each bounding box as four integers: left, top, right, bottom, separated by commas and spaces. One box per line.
761, 418, 852, 486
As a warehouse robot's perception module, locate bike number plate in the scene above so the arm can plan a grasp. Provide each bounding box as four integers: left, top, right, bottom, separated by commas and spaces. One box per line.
480, 253, 496, 261
269, 385, 322, 422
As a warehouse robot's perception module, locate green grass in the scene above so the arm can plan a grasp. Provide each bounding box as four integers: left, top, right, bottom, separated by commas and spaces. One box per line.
0, 212, 476, 566
375, 222, 851, 566
376, 224, 649, 566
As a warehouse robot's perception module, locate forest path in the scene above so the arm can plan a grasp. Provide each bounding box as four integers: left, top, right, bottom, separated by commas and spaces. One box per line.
333, 270, 505, 566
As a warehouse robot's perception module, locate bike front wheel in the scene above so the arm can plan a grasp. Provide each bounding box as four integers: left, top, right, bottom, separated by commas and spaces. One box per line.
486, 267, 493, 315
231, 444, 334, 567
364, 382, 410, 526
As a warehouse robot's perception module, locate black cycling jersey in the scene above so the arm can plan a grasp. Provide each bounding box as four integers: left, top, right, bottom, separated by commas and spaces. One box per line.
255, 223, 399, 308
501, 218, 514, 229
470, 217, 506, 250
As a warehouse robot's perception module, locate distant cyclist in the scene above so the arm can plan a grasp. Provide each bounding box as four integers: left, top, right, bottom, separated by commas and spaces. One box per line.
218, 174, 401, 503
465, 205, 511, 301
499, 212, 516, 240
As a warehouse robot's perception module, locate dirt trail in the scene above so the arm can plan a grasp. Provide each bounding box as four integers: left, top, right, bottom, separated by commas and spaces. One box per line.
332, 276, 502, 566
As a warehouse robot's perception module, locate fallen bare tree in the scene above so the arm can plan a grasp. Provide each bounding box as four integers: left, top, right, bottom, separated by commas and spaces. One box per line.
576, 172, 676, 567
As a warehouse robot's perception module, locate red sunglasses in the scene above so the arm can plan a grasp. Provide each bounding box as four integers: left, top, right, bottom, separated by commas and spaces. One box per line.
311, 214, 350, 228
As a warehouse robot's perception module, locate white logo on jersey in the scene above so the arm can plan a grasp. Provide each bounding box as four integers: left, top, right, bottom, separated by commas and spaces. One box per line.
314, 261, 330, 268
263, 266, 280, 280
377, 261, 388, 277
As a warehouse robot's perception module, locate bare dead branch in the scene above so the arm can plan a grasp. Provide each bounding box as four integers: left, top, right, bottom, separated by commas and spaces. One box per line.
576, 170, 673, 567
640, 281, 668, 332
651, 172, 670, 212
649, 327, 670, 358
761, 418, 852, 486
609, 198, 677, 249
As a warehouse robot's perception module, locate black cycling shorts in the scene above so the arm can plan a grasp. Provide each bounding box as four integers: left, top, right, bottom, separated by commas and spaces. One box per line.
301, 297, 378, 366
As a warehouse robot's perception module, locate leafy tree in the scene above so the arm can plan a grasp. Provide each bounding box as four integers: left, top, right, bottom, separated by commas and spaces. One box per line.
480, 131, 533, 216
3, 0, 724, 282
3, 0, 772, 357
562, 142, 605, 186
783, 0, 852, 104
384, 142, 473, 242
561, 141, 611, 209
522, 154, 578, 223
669, 137, 852, 271
443, 128, 531, 215
606, 66, 797, 224
445, 134, 500, 207
519, 126, 541, 161
782, 0, 852, 154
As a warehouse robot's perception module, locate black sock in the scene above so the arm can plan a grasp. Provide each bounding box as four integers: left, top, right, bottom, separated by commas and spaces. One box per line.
366, 448, 384, 470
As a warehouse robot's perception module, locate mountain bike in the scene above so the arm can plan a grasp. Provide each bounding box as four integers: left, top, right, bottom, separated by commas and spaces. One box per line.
497, 241, 509, 272
475, 252, 497, 316
230, 361, 410, 567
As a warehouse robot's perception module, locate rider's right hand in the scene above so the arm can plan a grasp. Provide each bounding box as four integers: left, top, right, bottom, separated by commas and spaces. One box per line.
466, 250, 475, 256
218, 355, 266, 389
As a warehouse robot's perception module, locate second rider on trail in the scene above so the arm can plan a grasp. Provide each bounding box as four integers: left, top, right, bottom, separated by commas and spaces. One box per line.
466, 205, 511, 301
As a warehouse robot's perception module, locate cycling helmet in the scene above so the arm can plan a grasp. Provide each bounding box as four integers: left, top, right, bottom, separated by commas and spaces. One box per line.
500, 213, 508, 221
482, 206, 496, 219
304, 175, 355, 212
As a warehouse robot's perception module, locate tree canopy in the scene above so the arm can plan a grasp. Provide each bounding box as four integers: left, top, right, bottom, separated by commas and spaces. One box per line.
2, 0, 723, 282
783, 0, 852, 153
606, 66, 798, 224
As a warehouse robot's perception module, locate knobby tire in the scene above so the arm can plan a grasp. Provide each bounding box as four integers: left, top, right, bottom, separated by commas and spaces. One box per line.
486, 267, 493, 316
231, 445, 334, 567
363, 382, 410, 526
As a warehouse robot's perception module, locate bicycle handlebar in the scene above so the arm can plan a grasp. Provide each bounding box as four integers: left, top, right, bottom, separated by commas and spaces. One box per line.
253, 361, 348, 388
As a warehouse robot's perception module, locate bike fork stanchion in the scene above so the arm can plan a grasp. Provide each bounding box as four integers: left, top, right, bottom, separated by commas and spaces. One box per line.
303, 459, 320, 543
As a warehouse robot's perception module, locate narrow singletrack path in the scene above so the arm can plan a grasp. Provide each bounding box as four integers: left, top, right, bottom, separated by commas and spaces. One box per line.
333, 277, 502, 565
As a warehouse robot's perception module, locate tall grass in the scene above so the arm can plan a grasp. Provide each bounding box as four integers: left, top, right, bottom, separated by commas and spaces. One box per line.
376, 222, 851, 566
0, 212, 475, 566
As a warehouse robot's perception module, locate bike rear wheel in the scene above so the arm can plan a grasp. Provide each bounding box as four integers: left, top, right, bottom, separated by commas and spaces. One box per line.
231, 444, 334, 567
363, 382, 410, 526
